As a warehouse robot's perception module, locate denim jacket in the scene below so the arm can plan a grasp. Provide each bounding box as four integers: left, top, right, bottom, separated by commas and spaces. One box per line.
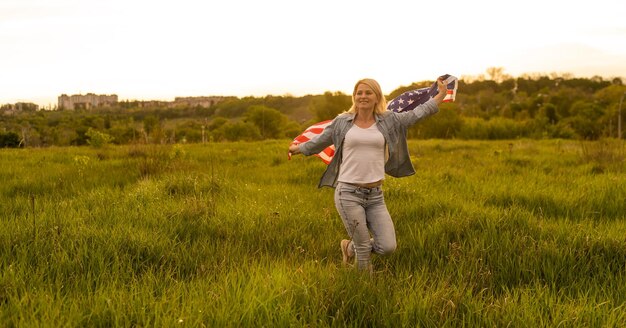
299, 98, 440, 188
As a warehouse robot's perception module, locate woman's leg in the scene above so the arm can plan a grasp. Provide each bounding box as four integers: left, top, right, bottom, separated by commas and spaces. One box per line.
334, 183, 372, 271
365, 189, 396, 256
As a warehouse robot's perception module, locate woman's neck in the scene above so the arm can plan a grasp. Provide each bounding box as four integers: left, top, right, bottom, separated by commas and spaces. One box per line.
354, 109, 376, 128
355, 109, 375, 121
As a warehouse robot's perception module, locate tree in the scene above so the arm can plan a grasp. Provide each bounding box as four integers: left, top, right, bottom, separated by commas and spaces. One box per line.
245, 105, 287, 139
282, 121, 303, 139
72, 126, 89, 146
0, 131, 21, 148
413, 107, 463, 138
107, 126, 137, 145
310, 91, 351, 121
208, 117, 229, 131
538, 103, 558, 124
486, 67, 511, 83
143, 115, 164, 143
563, 101, 604, 139
219, 121, 261, 141
143, 115, 160, 136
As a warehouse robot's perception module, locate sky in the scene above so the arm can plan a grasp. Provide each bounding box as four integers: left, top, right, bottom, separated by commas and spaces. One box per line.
2, 0, 626, 108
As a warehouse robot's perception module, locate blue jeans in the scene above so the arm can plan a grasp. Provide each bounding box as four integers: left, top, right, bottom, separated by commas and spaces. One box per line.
334, 182, 397, 271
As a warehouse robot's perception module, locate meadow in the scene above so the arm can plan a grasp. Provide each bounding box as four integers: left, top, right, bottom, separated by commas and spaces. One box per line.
1, 139, 625, 327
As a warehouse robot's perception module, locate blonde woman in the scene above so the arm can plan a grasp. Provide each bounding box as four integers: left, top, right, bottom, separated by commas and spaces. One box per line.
289, 77, 447, 273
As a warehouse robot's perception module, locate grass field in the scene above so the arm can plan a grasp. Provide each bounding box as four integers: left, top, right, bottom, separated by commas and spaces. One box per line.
1, 139, 625, 327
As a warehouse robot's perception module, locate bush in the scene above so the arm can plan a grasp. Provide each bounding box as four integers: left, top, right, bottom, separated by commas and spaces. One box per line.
86, 128, 114, 148
413, 107, 463, 138
457, 117, 530, 139
0, 131, 21, 148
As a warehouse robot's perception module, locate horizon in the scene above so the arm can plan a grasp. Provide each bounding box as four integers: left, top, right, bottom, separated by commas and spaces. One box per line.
2, 0, 626, 108
4, 69, 624, 110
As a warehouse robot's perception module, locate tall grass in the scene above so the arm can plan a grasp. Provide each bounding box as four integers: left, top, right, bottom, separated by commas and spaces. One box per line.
1, 139, 625, 326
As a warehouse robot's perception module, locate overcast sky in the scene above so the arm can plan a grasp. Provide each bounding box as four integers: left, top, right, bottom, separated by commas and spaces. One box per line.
2, 0, 626, 107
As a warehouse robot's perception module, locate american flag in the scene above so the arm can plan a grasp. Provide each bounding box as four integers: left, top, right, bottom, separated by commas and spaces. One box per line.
388, 74, 457, 113
289, 120, 335, 163
290, 74, 458, 164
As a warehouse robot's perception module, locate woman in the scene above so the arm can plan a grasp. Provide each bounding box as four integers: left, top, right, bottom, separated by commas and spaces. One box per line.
289, 77, 448, 273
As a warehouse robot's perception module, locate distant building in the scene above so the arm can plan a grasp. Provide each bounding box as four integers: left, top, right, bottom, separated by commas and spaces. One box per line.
171, 96, 229, 108
1, 102, 39, 115
136, 100, 171, 108
58, 93, 118, 110
56, 94, 229, 110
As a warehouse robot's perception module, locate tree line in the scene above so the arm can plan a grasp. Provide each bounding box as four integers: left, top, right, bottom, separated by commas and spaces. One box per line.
1, 69, 625, 148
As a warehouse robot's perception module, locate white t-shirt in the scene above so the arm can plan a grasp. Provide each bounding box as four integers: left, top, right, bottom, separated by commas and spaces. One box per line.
337, 124, 385, 184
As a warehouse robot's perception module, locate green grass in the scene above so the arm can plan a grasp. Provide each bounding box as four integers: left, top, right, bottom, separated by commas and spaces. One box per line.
1, 139, 625, 327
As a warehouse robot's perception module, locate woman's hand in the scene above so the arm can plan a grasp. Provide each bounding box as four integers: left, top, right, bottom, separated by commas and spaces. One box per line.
288, 143, 300, 155
433, 77, 447, 104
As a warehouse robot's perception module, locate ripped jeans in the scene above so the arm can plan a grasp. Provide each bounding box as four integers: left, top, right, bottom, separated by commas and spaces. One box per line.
334, 182, 397, 271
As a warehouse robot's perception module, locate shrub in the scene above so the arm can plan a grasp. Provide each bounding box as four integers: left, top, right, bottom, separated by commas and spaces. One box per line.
0, 131, 21, 148
86, 128, 114, 148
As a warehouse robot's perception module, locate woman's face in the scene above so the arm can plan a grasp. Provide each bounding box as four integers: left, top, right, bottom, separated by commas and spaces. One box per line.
354, 83, 377, 112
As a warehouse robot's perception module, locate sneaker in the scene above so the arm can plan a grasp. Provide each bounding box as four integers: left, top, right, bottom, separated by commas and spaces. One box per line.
341, 239, 354, 266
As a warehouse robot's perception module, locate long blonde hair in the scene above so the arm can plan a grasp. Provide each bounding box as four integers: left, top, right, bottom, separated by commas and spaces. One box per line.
346, 78, 387, 115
